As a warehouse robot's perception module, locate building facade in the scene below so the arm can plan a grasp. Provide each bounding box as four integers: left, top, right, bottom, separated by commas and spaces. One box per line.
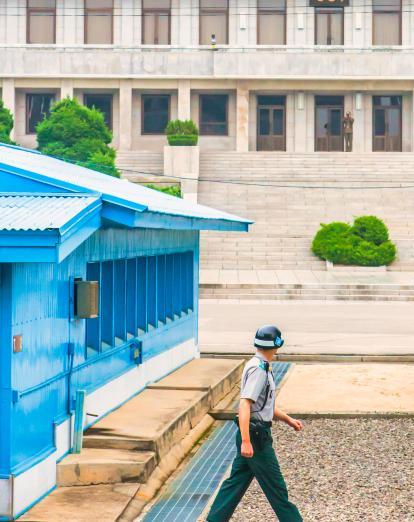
0, 144, 249, 520
1, 0, 414, 156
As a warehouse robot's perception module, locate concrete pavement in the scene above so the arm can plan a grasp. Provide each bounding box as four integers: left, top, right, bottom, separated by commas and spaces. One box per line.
199, 300, 414, 356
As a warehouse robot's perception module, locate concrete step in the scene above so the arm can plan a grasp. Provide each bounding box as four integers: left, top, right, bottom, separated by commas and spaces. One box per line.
57, 448, 156, 487
83, 358, 244, 460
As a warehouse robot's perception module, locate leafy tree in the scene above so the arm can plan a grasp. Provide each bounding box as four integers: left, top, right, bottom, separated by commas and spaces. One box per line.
36, 97, 119, 177
145, 183, 181, 197
0, 100, 16, 145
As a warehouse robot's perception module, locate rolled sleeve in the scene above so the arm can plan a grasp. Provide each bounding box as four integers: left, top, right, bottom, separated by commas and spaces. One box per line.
240, 368, 267, 403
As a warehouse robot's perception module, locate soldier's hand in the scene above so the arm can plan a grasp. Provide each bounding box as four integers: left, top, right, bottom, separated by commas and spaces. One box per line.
241, 440, 254, 458
287, 417, 303, 432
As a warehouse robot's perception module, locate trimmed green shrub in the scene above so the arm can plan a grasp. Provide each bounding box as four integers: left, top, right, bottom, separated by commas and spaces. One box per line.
0, 100, 16, 145
36, 97, 119, 177
166, 119, 199, 146
351, 216, 389, 245
145, 184, 181, 198
312, 216, 397, 267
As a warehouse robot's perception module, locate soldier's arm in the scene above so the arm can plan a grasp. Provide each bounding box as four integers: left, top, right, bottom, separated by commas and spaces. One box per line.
239, 399, 254, 458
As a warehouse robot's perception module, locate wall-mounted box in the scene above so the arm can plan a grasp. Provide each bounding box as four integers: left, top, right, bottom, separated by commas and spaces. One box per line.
75, 280, 99, 319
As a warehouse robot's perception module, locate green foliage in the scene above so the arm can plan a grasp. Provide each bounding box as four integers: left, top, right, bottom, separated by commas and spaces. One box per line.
312, 216, 397, 267
351, 216, 389, 245
0, 100, 16, 145
166, 119, 198, 146
145, 184, 181, 198
36, 97, 119, 177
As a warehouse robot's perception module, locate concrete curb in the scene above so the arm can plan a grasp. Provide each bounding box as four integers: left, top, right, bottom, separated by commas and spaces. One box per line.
285, 411, 414, 419
201, 353, 414, 363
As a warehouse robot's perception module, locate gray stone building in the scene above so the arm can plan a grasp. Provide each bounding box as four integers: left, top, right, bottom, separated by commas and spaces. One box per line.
1, 0, 414, 156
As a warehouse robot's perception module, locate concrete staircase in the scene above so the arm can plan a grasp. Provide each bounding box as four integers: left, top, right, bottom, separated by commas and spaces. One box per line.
198, 152, 414, 273
117, 151, 163, 180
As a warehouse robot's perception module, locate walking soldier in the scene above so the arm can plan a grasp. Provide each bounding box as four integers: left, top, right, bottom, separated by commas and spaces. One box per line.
206, 325, 303, 522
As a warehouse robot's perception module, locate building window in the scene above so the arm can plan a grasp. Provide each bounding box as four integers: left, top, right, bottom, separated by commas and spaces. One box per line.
142, 0, 171, 44
85, 0, 113, 44
315, 8, 344, 45
257, 0, 286, 45
27, 0, 56, 44
26, 93, 54, 134
85, 252, 194, 358
84, 94, 113, 130
200, 0, 228, 45
373, 0, 401, 45
200, 94, 228, 135
142, 94, 170, 134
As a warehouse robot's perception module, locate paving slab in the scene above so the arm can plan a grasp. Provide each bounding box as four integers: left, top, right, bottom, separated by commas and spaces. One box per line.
148, 358, 244, 407
277, 363, 414, 413
199, 300, 414, 356
20, 483, 139, 522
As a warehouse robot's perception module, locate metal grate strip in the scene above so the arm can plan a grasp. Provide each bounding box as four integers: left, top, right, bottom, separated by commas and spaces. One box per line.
143, 362, 291, 522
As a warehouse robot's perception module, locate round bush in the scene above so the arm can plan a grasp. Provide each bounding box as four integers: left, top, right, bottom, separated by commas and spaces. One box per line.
351, 216, 389, 245
311, 216, 397, 267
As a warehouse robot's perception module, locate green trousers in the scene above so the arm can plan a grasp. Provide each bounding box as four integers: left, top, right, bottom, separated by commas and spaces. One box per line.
206, 428, 302, 522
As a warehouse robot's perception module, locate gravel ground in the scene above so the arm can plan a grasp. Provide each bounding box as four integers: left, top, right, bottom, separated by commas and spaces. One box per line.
230, 419, 414, 522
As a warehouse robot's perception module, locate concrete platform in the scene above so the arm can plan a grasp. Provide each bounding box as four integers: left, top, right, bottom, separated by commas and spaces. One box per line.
20, 484, 139, 522
277, 363, 414, 414
148, 358, 244, 407
57, 448, 156, 487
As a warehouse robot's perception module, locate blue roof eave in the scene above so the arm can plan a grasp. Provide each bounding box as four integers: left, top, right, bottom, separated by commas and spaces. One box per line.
101, 202, 251, 231
0, 199, 102, 263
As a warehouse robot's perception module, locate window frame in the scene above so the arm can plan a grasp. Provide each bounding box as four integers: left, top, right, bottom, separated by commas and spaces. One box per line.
26, 0, 56, 45
141, 93, 171, 135
142, 0, 171, 45
199, 0, 229, 45
314, 7, 344, 46
372, 0, 402, 46
25, 92, 55, 135
84, 93, 114, 130
199, 93, 229, 136
84, 0, 114, 45
257, 0, 286, 46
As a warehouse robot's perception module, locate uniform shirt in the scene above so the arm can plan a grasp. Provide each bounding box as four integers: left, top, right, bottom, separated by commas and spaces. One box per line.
240, 352, 276, 422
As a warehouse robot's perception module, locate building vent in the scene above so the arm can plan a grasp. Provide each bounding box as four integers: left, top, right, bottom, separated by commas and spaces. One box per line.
75, 280, 99, 319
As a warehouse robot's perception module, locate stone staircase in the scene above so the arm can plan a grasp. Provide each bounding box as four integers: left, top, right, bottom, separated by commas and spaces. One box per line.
198, 152, 414, 273
117, 151, 163, 180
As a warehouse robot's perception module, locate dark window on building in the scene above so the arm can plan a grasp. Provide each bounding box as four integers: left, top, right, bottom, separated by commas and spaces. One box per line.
257, 0, 286, 45
85, 252, 194, 358
26, 93, 54, 134
373, 0, 401, 45
200, 0, 228, 45
84, 93, 113, 129
27, 0, 56, 44
200, 94, 228, 135
315, 8, 344, 45
142, 0, 171, 44
142, 94, 170, 134
85, 0, 113, 44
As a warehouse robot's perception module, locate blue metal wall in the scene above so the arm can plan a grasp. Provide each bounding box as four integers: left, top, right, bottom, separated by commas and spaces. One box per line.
7, 227, 199, 477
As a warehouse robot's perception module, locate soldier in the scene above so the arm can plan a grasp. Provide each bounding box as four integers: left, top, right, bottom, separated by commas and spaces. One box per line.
343, 111, 354, 152
206, 325, 303, 522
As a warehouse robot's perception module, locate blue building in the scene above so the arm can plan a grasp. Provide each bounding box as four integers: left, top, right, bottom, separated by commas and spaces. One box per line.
0, 144, 250, 521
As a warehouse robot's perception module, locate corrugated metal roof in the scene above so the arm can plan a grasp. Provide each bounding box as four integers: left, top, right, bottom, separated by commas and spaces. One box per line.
0, 145, 252, 224
0, 194, 99, 231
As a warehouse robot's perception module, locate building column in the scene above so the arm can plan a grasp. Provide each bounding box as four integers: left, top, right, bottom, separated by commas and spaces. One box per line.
2, 79, 16, 141
119, 80, 132, 151
236, 85, 249, 152
60, 79, 74, 100
294, 91, 307, 152
178, 80, 191, 120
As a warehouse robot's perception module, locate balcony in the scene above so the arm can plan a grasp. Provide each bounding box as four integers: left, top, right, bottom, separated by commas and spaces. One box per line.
1, 44, 414, 80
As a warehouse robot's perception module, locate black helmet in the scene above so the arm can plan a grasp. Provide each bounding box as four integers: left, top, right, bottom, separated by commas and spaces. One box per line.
254, 325, 284, 350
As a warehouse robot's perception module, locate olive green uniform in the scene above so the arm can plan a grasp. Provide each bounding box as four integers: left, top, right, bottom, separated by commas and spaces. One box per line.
207, 353, 302, 522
